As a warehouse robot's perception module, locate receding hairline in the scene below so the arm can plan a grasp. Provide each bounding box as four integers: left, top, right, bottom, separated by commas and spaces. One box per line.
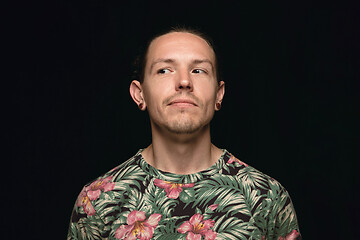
144, 31, 217, 78
149, 31, 214, 49
133, 27, 221, 84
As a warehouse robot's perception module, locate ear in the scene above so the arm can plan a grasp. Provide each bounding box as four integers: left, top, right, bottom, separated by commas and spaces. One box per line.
215, 81, 225, 111
129, 80, 146, 110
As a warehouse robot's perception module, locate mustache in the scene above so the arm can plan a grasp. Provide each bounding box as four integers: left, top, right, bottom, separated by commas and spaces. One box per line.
164, 93, 201, 107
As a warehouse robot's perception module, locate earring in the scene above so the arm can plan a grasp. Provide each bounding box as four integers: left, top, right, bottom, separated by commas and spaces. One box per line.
138, 103, 143, 110
216, 102, 221, 110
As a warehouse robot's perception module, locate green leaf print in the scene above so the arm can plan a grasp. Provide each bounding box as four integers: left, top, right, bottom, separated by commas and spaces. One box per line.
237, 167, 268, 190
215, 216, 258, 240
153, 233, 185, 240
111, 210, 131, 232
123, 188, 146, 211
241, 186, 263, 218
154, 216, 188, 239
192, 174, 245, 209
94, 197, 122, 225
68, 151, 301, 240
179, 188, 195, 203
217, 192, 250, 217
274, 192, 299, 237
112, 164, 146, 190
75, 216, 104, 240
144, 179, 178, 217
267, 178, 282, 199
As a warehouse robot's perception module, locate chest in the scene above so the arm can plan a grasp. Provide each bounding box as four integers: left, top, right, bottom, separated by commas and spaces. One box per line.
98, 177, 272, 239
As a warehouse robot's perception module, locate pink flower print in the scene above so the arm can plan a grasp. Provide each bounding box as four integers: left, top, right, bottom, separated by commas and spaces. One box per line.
227, 155, 248, 167
278, 230, 300, 240
208, 204, 218, 211
76, 176, 114, 216
76, 188, 96, 216
115, 210, 161, 240
177, 213, 217, 240
86, 176, 115, 200
154, 179, 195, 199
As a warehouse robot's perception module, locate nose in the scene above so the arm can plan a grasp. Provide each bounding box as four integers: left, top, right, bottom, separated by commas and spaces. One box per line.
175, 70, 193, 91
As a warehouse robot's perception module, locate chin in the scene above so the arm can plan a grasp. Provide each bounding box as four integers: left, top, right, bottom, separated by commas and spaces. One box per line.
166, 126, 199, 135
165, 119, 207, 135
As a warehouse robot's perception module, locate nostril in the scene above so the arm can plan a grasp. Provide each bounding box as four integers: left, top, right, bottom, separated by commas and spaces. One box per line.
176, 77, 193, 91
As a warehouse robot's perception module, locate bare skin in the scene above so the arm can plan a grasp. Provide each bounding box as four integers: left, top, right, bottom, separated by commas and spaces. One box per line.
130, 32, 225, 175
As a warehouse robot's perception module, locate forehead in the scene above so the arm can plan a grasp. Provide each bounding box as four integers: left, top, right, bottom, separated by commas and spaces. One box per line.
146, 32, 215, 66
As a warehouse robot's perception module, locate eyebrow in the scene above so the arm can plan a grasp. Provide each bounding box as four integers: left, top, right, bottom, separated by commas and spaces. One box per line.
149, 58, 214, 73
149, 58, 175, 73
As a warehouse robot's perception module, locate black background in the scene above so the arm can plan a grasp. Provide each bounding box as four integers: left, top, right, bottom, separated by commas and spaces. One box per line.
9, 0, 359, 239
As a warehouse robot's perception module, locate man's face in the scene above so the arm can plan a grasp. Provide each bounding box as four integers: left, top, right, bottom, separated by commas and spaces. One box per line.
140, 32, 224, 135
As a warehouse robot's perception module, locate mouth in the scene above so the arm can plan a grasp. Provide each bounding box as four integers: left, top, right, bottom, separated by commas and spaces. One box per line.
168, 99, 198, 107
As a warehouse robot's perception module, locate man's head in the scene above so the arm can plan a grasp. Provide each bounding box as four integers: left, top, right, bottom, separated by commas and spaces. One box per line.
133, 27, 221, 84
130, 28, 225, 136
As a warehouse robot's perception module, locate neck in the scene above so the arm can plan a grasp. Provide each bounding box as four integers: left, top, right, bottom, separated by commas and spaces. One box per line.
142, 124, 223, 175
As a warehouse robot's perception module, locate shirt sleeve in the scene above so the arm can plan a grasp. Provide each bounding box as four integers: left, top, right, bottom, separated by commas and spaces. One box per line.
268, 187, 302, 240
67, 187, 107, 240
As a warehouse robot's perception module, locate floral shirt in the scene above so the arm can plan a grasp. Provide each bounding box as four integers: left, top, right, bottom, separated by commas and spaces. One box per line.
67, 150, 301, 240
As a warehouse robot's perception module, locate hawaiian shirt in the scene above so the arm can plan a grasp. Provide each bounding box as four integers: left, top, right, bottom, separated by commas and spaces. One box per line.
67, 149, 301, 240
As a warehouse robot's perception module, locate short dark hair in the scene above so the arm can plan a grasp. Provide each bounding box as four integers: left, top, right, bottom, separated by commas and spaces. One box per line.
132, 27, 221, 84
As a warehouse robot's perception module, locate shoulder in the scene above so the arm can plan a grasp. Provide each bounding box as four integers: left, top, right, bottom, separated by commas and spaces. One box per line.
224, 152, 288, 198
73, 152, 146, 215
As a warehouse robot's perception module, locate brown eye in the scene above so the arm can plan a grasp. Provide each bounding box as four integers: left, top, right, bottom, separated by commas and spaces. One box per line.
192, 69, 206, 74
157, 68, 171, 74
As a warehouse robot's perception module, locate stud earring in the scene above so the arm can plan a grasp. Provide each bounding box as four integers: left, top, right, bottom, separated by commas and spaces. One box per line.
216, 102, 221, 110
138, 103, 143, 110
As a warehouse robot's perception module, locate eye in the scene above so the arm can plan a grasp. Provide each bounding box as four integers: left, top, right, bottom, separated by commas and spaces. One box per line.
157, 68, 172, 74
192, 69, 206, 74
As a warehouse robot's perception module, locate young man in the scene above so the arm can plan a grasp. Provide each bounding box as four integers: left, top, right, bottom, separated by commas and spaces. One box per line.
68, 28, 301, 240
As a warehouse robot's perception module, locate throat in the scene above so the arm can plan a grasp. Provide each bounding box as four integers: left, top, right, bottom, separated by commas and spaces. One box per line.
142, 143, 222, 175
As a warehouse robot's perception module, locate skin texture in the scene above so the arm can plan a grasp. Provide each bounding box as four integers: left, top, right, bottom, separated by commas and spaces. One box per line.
130, 32, 225, 174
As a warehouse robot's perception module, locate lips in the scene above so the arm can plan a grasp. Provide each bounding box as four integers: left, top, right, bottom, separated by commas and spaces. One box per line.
168, 98, 197, 107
